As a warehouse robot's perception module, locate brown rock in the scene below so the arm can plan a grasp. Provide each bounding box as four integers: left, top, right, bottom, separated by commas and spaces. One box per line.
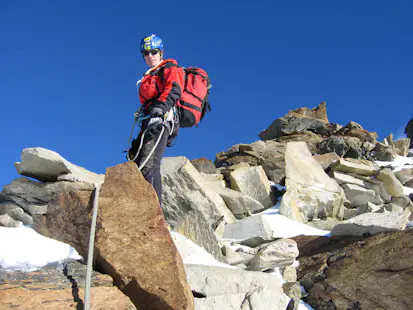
276, 131, 323, 154
0, 287, 135, 309
345, 129, 378, 143
290, 102, 329, 122
190, 157, 217, 174
313, 152, 341, 170
298, 230, 413, 309
35, 162, 194, 310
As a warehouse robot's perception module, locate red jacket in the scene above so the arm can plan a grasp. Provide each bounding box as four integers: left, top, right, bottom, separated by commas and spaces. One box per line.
139, 59, 184, 115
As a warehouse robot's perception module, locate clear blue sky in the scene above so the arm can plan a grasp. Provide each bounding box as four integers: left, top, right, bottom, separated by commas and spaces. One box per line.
1, 0, 412, 187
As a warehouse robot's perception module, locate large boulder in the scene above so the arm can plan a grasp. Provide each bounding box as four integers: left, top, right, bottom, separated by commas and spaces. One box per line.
229, 166, 275, 209
298, 230, 413, 309
259, 102, 329, 140
14, 147, 104, 184
35, 162, 195, 310
161, 156, 236, 229
331, 158, 379, 176
185, 264, 290, 310
279, 142, 345, 222
331, 210, 411, 237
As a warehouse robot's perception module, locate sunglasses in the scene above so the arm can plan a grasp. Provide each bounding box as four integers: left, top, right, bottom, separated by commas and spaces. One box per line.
142, 49, 160, 56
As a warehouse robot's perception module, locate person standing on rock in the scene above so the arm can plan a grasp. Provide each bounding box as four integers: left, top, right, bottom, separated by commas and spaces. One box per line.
128, 34, 184, 206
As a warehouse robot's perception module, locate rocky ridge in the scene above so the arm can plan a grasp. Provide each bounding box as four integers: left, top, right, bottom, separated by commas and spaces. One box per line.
1, 103, 413, 309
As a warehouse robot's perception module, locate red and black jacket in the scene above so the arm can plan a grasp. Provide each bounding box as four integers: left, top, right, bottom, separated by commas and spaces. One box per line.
139, 59, 185, 115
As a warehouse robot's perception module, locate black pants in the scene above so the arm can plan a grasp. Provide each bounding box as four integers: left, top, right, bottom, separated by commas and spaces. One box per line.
133, 122, 178, 206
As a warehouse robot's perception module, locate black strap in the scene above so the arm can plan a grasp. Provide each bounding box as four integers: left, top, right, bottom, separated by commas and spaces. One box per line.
180, 100, 202, 112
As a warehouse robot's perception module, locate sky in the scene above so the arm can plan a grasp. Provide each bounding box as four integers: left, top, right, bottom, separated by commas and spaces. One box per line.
1, 0, 412, 187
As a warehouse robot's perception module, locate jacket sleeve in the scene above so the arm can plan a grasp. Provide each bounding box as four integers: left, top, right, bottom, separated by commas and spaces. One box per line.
151, 65, 185, 114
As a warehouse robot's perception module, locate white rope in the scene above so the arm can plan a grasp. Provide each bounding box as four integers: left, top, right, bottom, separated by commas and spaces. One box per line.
84, 183, 102, 310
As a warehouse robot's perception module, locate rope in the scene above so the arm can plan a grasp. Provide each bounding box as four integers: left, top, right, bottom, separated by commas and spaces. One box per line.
84, 183, 102, 310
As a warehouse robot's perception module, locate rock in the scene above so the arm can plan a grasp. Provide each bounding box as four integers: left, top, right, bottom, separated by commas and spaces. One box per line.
0, 214, 21, 227
306, 217, 342, 230
393, 138, 411, 156
246, 239, 299, 271
317, 136, 347, 157
340, 183, 376, 207
174, 210, 224, 263
394, 166, 413, 184
343, 136, 363, 159
207, 183, 264, 218
0, 261, 135, 309
251, 140, 286, 183
331, 158, 379, 176
344, 128, 378, 143
276, 131, 323, 154
281, 265, 297, 282
191, 157, 217, 174
37, 162, 195, 310
185, 264, 289, 310
161, 156, 236, 229
229, 166, 275, 209
279, 142, 345, 222
14, 147, 104, 184
8, 206, 33, 225
1, 177, 94, 216
331, 210, 411, 236
282, 282, 302, 310
376, 168, 405, 197
221, 245, 253, 265
312, 152, 340, 170
222, 215, 274, 245
291, 102, 329, 122
384, 203, 404, 213
259, 104, 328, 140
373, 141, 398, 161
298, 230, 413, 309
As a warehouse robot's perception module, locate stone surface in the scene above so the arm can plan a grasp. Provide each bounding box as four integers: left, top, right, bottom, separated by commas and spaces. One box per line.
259, 103, 328, 141
373, 141, 398, 161
376, 168, 405, 197
1, 177, 94, 216
185, 264, 289, 310
246, 239, 299, 271
222, 215, 274, 244
317, 136, 348, 157
393, 138, 411, 156
36, 162, 195, 310
174, 209, 224, 263
208, 183, 264, 218
331, 210, 411, 237
191, 157, 217, 174
161, 156, 235, 229
331, 158, 379, 176
406, 117, 413, 148
340, 183, 376, 207
312, 152, 340, 170
279, 142, 345, 222
229, 165, 274, 209
0, 262, 135, 309
0, 214, 22, 227
298, 230, 413, 309
14, 147, 104, 184
394, 166, 413, 184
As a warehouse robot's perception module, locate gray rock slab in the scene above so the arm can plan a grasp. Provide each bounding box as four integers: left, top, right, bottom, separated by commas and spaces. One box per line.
331, 210, 411, 237
341, 183, 376, 207
161, 156, 236, 229
0, 214, 22, 227
331, 158, 379, 176
14, 147, 104, 184
223, 215, 273, 242
377, 169, 405, 198
246, 239, 299, 271
185, 264, 289, 310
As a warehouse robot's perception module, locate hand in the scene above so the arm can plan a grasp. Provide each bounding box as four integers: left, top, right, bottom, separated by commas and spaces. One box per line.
148, 117, 164, 133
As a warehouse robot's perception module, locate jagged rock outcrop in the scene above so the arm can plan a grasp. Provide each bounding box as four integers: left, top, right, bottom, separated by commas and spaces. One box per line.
297, 230, 413, 309
33, 162, 194, 310
14, 147, 104, 184
279, 142, 345, 222
161, 156, 236, 229
406, 116, 413, 148
185, 264, 290, 310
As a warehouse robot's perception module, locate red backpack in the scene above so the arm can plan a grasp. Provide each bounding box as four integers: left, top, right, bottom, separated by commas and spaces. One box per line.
159, 64, 212, 127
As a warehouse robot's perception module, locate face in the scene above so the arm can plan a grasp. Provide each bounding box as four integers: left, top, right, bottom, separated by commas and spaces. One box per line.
143, 49, 162, 68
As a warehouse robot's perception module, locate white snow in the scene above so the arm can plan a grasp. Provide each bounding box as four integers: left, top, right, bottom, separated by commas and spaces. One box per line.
0, 226, 81, 272
375, 155, 413, 169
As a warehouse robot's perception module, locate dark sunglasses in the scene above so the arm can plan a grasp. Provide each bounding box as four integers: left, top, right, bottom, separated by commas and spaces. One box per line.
142, 49, 160, 56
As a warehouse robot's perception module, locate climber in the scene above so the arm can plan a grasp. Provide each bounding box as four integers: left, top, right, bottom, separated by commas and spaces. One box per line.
129, 34, 184, 206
